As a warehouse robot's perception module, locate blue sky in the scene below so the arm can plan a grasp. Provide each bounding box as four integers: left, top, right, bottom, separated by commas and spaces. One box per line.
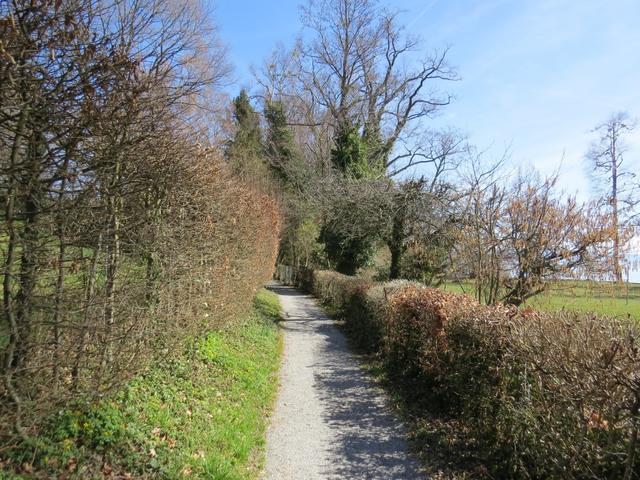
215, 0, 640, 278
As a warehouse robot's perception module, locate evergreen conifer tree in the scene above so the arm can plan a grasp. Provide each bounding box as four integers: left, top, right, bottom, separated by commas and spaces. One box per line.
227, 90, 266, 181
264, 100, 301, 187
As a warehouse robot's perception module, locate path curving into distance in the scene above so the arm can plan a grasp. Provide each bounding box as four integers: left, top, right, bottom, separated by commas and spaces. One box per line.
262, 284, 424, 480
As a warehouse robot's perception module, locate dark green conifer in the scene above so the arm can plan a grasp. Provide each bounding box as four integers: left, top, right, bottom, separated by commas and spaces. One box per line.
226, 90, 265, 179
264, 100, 301, 186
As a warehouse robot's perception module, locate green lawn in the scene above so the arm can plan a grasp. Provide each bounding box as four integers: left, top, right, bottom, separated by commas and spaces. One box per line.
1, 289, 283, 479
442, 280, 640, 320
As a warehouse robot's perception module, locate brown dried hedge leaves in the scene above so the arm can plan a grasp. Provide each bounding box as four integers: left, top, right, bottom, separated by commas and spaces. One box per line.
305, 270, 640, 478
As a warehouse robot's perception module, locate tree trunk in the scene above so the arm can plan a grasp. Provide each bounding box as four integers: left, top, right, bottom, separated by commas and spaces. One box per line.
388, 208, 405, 280
14, 129, 44, 370
103, 157, 122, 368
71, 234, 102, 390
52, 156, 70, 386
611, 139, 622, 282
2, 107, 29, 439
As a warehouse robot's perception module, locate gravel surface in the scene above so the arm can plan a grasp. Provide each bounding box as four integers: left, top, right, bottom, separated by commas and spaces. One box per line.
262, 284, 425, 480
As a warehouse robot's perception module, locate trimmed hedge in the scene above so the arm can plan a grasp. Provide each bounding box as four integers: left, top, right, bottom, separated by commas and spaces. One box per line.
283, 268, 640, 479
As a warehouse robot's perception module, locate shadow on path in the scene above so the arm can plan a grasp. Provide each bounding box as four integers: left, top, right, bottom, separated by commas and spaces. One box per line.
263, 283, 424, 480
312, 320, 423, 479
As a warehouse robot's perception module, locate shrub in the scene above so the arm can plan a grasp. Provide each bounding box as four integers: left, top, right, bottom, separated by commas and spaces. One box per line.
311, 270, 370, 317
496, 310, 639, 477
0, 0, 282, 448
2, 289, 282, 477
0, 158, 281, 448
356, 280, 422, 351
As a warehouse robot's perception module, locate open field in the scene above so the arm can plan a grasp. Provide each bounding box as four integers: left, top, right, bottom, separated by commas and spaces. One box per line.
442, 280, 640, 320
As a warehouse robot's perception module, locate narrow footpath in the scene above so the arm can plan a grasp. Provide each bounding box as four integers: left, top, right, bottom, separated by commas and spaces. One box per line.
262, 284, 424, 480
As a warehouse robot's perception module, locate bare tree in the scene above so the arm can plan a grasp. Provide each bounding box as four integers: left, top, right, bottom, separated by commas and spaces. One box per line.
459, 166, 613, 306
257, 0, 458, 176
586, 111, 638, 282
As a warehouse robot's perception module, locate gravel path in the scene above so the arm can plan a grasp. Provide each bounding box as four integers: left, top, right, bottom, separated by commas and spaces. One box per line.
262, 284, 424, 480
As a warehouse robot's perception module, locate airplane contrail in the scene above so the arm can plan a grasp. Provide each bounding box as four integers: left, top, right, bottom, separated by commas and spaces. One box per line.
407, 0, 439, 29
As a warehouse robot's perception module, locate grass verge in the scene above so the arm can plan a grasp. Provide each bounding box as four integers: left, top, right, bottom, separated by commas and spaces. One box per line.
1, 288, 282, 480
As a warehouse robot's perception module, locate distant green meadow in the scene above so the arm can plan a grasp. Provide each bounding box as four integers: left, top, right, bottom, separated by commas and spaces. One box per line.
442, 280, 640, 321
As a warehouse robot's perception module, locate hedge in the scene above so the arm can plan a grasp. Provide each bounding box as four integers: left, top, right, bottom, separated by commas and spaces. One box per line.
279, 268, 640, 479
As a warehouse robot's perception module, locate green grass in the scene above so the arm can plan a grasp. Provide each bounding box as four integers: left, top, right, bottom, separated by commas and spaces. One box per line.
526, 281, 640, 319
442, 279, 640, 320
1, 288, 283, 479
